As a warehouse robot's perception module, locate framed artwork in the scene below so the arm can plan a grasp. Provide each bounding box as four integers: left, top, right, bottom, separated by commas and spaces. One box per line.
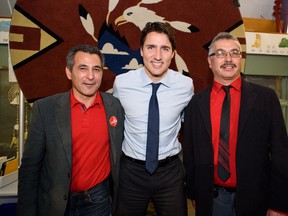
0, 17, 11, 44
9, 0, 245, 101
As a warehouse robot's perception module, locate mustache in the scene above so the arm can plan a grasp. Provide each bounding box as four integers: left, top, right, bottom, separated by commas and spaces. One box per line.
220, 63, 237, 68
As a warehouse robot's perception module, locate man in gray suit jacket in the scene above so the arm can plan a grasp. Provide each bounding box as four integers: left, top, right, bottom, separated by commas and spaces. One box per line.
17, 45, 124, 216
183, 32, 288, 216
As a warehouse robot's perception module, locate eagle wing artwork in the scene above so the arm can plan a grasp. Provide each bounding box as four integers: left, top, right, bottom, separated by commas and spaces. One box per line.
9, 0, 245, 101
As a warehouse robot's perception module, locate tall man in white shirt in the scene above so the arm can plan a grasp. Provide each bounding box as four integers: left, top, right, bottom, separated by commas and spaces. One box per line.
113, 22, 194, 216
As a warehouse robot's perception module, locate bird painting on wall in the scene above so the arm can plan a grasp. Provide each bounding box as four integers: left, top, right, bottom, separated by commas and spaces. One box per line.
107, 0, 165, 24
79, 1, 200, 76
9, 0, 245, 101
114, 5, 199, 33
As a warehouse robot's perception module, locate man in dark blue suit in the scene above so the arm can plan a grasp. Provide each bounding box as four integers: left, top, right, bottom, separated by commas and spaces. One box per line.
17, 45, 124, 216
183, 32, 288, 216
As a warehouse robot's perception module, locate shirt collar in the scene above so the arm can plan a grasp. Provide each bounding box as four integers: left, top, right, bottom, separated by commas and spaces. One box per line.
213, 76, 242, 93
70, 90, 102, 109
140, 67, 171, 87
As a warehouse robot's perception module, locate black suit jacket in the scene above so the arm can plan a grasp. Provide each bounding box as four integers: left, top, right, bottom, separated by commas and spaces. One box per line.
183, 78, 288, 216
17, 91, 124, 216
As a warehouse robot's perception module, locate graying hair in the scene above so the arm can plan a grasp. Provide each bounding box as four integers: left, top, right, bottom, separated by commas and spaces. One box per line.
208, 32, 241, 56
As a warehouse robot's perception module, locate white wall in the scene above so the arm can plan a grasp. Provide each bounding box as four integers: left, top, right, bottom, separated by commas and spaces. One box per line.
0, 0, 16, 17
238, 0, 275, 19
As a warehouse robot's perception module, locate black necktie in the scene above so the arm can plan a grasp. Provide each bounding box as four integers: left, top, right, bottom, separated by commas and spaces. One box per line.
146, 83, 161, 174
218, 85, 231, 182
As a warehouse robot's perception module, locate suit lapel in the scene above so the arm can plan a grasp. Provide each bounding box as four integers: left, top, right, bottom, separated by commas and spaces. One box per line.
198, 85, 213, 138
238, 79, 257, 139
55, 92, 72, 168
101, 92, 117, 165
198, 79, 257, 141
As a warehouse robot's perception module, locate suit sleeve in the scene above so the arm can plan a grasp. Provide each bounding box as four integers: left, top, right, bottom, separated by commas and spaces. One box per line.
17, 101, 46, 216
268, 90, 288, 213
183, 98, 195, 200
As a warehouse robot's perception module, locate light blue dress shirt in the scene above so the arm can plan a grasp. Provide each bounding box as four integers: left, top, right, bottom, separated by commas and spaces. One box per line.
113, 67, 193, 160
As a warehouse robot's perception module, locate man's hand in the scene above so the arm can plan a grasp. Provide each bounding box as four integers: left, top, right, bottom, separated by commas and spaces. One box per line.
190, 200, 195, 208
267, 209, 288, 216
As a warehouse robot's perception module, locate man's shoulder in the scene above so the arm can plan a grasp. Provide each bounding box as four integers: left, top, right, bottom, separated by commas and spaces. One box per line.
167, 70, 193, 89
101, 92, 122, 105
192, 85, 211, 98
243, 79, 276, 96
100, 91, 114, 99
35, 91, 69, 105
114, 69, 145, 91
168, 69, 192, 81
115, 68, 143, 80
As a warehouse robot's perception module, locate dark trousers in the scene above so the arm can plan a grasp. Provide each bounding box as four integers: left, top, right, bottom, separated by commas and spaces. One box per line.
115, 155, 187, 216
65, 178, 110, 216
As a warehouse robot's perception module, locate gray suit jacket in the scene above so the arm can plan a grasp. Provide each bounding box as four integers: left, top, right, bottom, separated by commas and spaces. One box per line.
17, 91, 124, 216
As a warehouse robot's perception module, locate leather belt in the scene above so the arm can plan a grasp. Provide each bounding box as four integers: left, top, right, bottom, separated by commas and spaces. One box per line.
213, 185, 236, 198
214, 185, 236, 193
122, 153, 178, 167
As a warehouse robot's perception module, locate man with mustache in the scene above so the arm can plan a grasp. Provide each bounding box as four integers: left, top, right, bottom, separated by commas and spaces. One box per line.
183, 32, 288, 216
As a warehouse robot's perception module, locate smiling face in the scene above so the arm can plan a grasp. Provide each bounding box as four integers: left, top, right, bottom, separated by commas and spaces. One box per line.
208, 39, 242, 85
65, 51, 103, 106
141, 31, 175, 82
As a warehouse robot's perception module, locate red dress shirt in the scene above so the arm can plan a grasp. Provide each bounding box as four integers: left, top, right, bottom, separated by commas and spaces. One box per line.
210, 77, 241, 187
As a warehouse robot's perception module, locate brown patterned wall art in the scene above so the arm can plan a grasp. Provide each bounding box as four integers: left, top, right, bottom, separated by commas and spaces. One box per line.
9, 0, 245, 101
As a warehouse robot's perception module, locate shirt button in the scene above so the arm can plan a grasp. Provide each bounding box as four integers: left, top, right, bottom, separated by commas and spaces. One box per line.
63, 195, 67, 200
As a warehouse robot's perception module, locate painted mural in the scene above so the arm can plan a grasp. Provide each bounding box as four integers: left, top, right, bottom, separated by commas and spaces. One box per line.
9, 0, 245, 101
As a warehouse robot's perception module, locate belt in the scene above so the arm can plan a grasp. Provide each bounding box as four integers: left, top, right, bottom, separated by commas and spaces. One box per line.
70, 177, 109, 196
214, 185, 236, 193
122, 154, 178, 167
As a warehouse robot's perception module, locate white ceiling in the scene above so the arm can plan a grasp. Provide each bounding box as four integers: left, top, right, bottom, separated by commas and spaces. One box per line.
238, 0, 275, 19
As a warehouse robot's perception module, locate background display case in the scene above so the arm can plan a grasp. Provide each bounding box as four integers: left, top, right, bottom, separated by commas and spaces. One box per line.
0, 46, 18, 161
244, 32, 288, 133
0, 44, 18, 214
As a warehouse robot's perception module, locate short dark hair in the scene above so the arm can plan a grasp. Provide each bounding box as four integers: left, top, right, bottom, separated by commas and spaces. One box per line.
208, 32, 241, 56
66, 44, 105, 71
140, 22, 176, 51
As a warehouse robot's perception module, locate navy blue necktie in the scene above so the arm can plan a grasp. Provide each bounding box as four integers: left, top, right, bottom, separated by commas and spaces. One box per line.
146, 83, 161, 174
218, 85, 231, 182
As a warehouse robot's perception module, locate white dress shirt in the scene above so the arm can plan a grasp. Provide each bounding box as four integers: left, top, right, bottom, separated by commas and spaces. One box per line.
113, 67, 193, 160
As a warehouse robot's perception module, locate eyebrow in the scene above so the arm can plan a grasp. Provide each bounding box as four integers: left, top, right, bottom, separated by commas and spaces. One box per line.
145, 44, 171, 49
215, 48, 239, 51
93, 65, 102, 70
161, 45, 171, 49
77, 64, 102, 69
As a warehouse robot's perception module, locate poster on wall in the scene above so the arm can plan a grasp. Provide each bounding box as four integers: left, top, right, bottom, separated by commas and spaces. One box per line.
0, 17, 11, 44
245, 32, 288, 56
